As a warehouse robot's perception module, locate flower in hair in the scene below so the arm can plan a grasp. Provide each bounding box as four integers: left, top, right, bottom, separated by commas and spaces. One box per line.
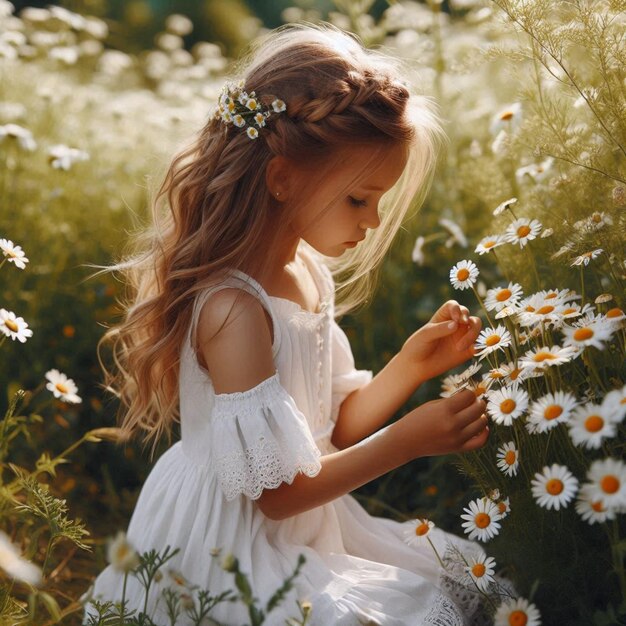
214, 79, 286, 140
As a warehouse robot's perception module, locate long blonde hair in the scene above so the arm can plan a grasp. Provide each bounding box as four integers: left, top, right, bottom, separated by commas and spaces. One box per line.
97, 21, 445, 452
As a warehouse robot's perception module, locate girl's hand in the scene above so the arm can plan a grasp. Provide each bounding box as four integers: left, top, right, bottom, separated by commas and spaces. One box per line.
401, 300, 481, 383
394, 389, 489, 460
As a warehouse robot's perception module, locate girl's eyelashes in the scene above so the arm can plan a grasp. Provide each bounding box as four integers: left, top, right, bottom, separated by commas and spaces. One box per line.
348, 196, 368, 208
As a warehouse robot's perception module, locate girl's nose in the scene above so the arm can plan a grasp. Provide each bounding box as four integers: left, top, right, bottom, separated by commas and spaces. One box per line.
360, 204, 381, 230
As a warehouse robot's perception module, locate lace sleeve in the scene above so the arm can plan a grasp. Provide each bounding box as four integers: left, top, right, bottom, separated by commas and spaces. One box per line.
330, 320, 373, 423
209, 373, 322, 501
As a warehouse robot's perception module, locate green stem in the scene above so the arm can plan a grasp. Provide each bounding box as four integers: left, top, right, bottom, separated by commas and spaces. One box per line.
471, 285, 496, 330
120, 571, 129, 625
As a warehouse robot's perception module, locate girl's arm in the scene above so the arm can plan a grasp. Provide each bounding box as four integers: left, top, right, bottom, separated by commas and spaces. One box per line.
197, 290, 489, 521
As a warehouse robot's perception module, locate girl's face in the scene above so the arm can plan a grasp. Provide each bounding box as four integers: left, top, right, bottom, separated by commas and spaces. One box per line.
293, 142, 408, 257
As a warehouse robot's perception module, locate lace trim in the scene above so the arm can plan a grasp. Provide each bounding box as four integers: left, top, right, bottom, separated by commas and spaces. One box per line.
214, 435, 322, 501
211, 372, 280, 406
425, 594, 464, 626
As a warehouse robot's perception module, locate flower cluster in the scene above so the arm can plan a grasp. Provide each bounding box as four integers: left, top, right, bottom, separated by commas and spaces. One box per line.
213, 78, 287, 140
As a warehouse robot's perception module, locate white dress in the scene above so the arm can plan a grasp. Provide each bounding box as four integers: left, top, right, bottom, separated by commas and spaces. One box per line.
85, 245, 490, 626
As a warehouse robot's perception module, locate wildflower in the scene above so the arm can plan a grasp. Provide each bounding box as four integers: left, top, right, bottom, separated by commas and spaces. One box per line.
515, 157, 554, 184
475, 234, 505, 255
494, 597, 541, 626
571, 249, 603, 267
460, 498, 502, 542
494, 497, 511, 518
168, 568, 191, 591
487, 385, 529, 426
474, 325, 512, 360
484, 282, 523, 312
562, 317, 615, 352
494, 305, 518, 320
0, 238, 29, 269
45, 369, 82, 404
246, 127, 259, 139
107, 531, 139, 572
531, 464, 578, 510
458, 361, 483, 381
465, 554, 496, 592
568, 402, 617, 449
503, 217, 542, 247
0, 308, 33, 343
491, 360, 534, 384
440, 371, 467, 398
526, 390, 577, 434
540, 228, 553, 238
585, 458, 626, 511
403, 519, 434, 547
411, 235, 425, 265
464, 376, 494, 399
439, 218, 467, 248
492, 197, 517, 216
518, 345, 577, 371
272, 99, 286, 113
165, 13, 194, 36
575, 484, 616, 525
602, 384, 626, 422
605, 307, 625, 328
0, 530, 42, 586
0, 123, 37, 151
449, 260, 479, 290
47, 144, 90, 170
490, 102, 522, 136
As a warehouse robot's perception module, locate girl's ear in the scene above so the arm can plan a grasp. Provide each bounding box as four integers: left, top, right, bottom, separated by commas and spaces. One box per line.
266, 155, 294, 200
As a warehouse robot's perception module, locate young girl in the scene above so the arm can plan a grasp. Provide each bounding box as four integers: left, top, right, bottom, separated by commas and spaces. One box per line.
86, 22, 492, 626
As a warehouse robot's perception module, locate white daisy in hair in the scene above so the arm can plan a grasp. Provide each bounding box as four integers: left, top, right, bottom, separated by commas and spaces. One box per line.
254, 112, 266, 127
272, 98, 286, 112
518, 345, 578, 371
484, 282, 523, 312
531, 463, 578, 510
494, 597, 541, 626
475, 234, 506, 255
570, 248, 603, 267
449, 259, 479, 290
246, 127, 259, 140
0, 238, 29, 269
486, 384, 529, 426
562, 316, 616, 352
473, 325, 512, 360
460, 497, 502, 542
232, 114, 245, 128
503, 217, 542, 247
465, 554, 496, 592
585, 458, 626, 511
575, 483, 616, 525
403, 519, 434, 547
568, 402, 616, 449
0, 308, 33, 343
601, 383, 626, 422
526, 390, 577, 434
45, 369, 82, 404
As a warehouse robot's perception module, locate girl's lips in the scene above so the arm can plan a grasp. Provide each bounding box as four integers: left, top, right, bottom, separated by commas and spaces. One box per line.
344, 241, 358, 247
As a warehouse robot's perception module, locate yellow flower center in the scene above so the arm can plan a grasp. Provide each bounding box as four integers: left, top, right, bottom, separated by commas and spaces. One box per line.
584, 415, 604, 432
484, 240, 496, 248
490, 371, 504, 379
536, 305, 554, 315
573, 327, 593, 341
4, 319, 18, 332
500, 399, 516, 414
509, 611, 528, 626
509, 368, 522, 380
498, 501, 508, 514
592, 212, 602, 223
546, 478, 564, 495
415, 522, 430, 536
525, 305, 535, 312
606, 307, 624, 318
504, 450, 517, 465
474, 513, 491, 529
474, 385, 487, 396
517, 225, 531, 238
496, 289, 512, 302
562, 307, 576, 315
591, 500, 605, 513
471, 563, 486, 577
601, 475, 619, 494
544, 405, 563, 420
55, 382, 69, 394
500, 111, 514, 121
546, 292, 558, 299
486, 334, 501, 347
456, 268, 470, 281
533, 351, 556, 362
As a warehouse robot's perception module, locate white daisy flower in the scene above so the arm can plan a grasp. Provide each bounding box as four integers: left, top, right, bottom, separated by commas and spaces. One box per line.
475, 234, 506, 255
47, 144, 90, 170
458, 361, 483, 382
503, 217, 542, 247
440, 372, 467, 398
465, 554, 496, 592
245, 97, 258, 111
493, 496, 511, 518
526, 390, 577, 434
515, 157, 554, 184
464, 377, 495, 399
570, 249, 603, 267
107, 531, 139, 572
494, 305, 519, 320
0, 308, 33, 343
44, 369, 82, 404
605, 306, 625, 328
492, 197, 518, 216
487, 385, 529, 426
568, 402, 616, 449
518, 345, 578, 371
562, 318, 615, 352
540, 227, 553, 238
254, 112, 266, 127
232, 114, 245, 128
494, 597, 541, 626
449, 260, 479, 290
246, 127, 259, 139
0, 238, 29, 269
439, 218, 467, 248
490, 103, 522, 136
272, 99, 286, 112
411, 235, 425, 265
585, 458, 626, 511
0, 123, 37, 151
0, 530, 42, 586
531, 463, 578, 510
474, 325, 512, 360
595, 293, 613, 304
460, 497, 502, 542
575, 483, 616, 525
403, 519, 434, 547
491, 360, 534, 384
484, 282, 523, 312
601, 384, 626, 422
